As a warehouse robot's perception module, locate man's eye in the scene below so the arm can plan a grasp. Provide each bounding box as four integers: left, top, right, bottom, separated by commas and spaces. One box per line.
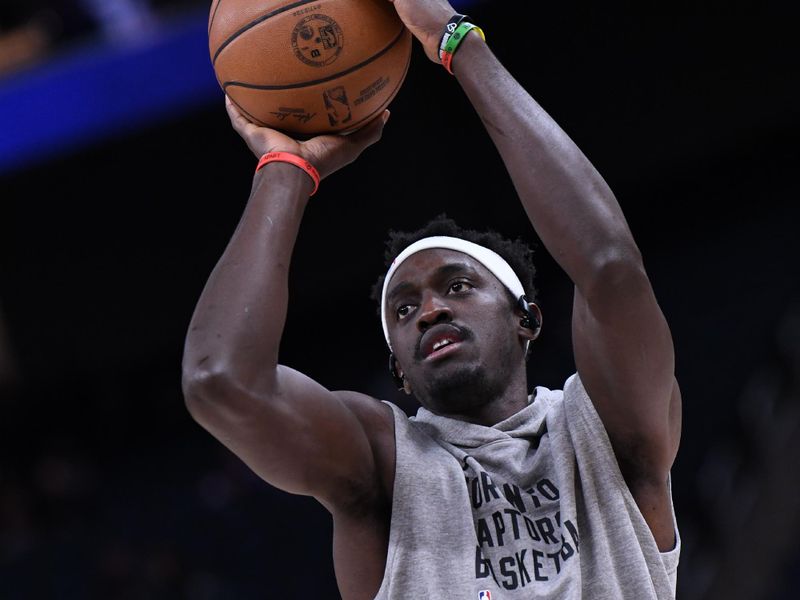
397, 305, 412, 319
449, 281, 472, 293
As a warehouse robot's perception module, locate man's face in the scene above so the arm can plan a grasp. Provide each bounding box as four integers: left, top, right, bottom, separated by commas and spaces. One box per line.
385, 249, 526, 414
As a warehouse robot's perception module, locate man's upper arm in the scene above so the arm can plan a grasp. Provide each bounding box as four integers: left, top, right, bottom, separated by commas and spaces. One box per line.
571, 260, 682, 481
184, 364, 390, 509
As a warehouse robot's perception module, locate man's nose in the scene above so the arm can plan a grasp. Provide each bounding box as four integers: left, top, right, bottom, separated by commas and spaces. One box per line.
417, 294, 452, 332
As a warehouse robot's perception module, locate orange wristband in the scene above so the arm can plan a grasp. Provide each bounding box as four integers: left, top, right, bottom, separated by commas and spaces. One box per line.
255, 152, 320, 196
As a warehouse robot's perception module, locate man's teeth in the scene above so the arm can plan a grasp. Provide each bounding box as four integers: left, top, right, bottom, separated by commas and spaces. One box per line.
432, 339, 454, 351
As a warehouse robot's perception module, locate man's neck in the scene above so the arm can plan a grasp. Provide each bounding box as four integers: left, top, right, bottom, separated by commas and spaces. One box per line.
423, 376, 531, 427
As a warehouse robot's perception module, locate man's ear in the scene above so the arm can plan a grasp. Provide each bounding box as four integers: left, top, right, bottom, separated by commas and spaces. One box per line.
389, 353, 413, 394
516, 300, 542, 342
389, 353, 404, 389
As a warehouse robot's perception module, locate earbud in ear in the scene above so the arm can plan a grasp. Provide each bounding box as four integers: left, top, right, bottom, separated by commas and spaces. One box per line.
388, 353, 405, 391
517, 295, 541, 331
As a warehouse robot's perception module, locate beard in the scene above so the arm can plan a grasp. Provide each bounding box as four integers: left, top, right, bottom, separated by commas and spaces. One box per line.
414, 338, 518, 416
421, 363, 507, 414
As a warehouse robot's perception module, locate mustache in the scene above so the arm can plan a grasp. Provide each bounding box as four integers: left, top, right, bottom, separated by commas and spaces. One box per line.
414, 324, 474, 362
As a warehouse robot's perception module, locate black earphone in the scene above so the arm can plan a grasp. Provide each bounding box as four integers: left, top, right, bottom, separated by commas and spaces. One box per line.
389, 353, 404, 390
387, 295, 540, 390
517, 295, 541, 331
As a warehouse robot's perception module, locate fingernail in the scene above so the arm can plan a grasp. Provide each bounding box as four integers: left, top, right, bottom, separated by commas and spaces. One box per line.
382, 110, 391, 124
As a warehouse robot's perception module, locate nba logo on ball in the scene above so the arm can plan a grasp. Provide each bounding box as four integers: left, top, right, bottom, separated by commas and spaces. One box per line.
478, 591, 492, 600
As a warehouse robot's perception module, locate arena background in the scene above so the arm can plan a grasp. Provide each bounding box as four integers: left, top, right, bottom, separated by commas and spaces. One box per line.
1, 1, 798, 598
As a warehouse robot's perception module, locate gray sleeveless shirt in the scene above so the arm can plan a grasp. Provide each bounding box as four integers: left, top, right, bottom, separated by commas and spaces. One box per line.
373, 373, 679, 599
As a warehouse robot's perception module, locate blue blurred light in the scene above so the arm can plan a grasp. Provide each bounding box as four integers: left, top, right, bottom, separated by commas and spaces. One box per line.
0, 1, 484, 177
0, 11, 218, 176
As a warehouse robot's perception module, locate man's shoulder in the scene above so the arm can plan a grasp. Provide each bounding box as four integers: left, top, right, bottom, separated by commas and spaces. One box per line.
333, 390, 396, 431
332, 390, 397, 505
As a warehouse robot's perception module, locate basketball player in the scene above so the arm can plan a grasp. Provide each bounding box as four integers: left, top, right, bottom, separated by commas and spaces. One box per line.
182, 1, 681, 598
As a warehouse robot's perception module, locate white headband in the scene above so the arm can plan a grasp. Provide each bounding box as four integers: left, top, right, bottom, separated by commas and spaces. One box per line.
380, 236, 526, 350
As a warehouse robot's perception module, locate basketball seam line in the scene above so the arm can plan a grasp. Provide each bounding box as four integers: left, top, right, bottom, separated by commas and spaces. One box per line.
212, 0, 319, 65
222, 27, 407, 91
208, 0, 223, 35
226, 48, 410, 142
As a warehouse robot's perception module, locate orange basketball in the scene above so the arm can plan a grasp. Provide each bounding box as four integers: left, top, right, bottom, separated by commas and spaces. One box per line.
209, 0, 412, 136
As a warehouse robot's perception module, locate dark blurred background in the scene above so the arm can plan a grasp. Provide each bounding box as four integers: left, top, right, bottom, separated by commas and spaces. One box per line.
1, 1, 798, 598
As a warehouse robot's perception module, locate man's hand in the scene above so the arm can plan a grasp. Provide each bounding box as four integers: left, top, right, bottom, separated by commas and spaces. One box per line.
225, 95, 389, 180
388, 0, 455, 63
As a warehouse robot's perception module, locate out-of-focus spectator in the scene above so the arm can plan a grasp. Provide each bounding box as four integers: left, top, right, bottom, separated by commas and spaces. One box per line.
78, 0, 157, 44
0, 20, 51, 76
0, 1, 95, 75
0, 0, 208, 76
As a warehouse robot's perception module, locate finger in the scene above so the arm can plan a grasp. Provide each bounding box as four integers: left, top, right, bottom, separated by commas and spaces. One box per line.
224, 94, 240, 121
346, 110, 390, 150
317, 110, 389, 173
225, 95, 256, 135
308, 110, 388, 160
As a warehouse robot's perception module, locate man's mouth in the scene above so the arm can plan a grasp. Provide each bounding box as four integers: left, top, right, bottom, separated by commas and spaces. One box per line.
418, 325, 467, 361
426, 338, 462, 360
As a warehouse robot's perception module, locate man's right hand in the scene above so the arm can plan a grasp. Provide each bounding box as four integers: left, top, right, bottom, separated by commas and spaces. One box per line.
225, 95, 389, 180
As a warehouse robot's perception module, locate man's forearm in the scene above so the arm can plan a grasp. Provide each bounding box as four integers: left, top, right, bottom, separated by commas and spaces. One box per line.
453, 35, 641, 287
182, 163, 313, 392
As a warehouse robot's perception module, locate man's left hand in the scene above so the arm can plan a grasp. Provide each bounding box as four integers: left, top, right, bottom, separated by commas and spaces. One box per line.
388, 0, 456, 63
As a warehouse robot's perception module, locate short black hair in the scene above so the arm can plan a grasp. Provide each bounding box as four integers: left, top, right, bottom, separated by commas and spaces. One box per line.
370, 214, 538, 314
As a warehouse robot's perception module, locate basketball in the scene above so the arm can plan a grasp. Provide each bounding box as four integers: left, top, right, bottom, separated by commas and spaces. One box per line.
209, 0, 413, 137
